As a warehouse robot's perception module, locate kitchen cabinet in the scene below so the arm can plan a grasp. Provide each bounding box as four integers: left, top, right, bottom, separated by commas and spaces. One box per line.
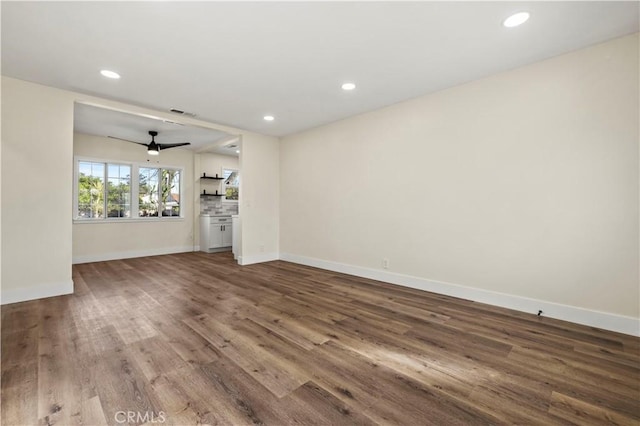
200, 215, 232, 252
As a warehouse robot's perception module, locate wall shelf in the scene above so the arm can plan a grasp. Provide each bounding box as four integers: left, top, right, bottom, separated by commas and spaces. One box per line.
201, 173, 224, 180
201, 190, 224, 197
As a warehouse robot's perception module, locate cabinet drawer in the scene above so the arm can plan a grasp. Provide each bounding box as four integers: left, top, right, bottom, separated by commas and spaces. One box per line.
210, 217, 230, 224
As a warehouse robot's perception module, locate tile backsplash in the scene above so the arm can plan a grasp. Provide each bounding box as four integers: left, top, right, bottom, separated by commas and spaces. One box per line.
200, 197, 238, 216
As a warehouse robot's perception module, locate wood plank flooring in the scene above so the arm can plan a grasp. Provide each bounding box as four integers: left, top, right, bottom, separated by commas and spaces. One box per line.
2, 252, 639, 425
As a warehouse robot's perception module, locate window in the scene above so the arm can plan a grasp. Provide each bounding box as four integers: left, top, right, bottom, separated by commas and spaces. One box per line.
107, 164, 131, 218
138, 167, 159, 217
223, 168, 239, 202
161, 169, 181, 217
75, 158, 182, 221
78, 161, 105, 218
138, 167, 181, 217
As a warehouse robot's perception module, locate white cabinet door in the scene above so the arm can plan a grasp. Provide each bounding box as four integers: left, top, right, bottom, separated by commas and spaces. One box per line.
209, 224, 223, 248
201, 216, 232, 251
222, 224, 233, 247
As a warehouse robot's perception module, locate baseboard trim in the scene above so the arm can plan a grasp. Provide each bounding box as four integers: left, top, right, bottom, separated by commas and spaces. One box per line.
279, 253, 640, 337
1, 279, 74, 305
240, 252, 279, 266
72, 246, 195, 264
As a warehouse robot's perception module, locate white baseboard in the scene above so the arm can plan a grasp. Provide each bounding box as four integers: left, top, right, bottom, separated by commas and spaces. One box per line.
72, 246, 195, 264
1, 279, 74, 305
279, 253, 640, 337
240, 252, 279, 266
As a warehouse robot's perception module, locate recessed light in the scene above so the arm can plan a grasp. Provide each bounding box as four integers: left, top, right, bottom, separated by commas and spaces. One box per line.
341, 82, 356, 91
503, 12, 529, 28
264, 115, 275, 121
100, 69, 120, 79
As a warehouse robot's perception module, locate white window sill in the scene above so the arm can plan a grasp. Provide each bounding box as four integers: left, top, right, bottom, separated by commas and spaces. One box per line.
73, 217, 185, 224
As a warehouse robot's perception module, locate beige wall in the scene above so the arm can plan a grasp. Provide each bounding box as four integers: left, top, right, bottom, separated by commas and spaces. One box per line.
72, 133, 195, 263
280, 34, 639, 320
1, 76, 280, 302
0, 74, 3, 294
1, 78, 76, 302
240, 133, 280, 264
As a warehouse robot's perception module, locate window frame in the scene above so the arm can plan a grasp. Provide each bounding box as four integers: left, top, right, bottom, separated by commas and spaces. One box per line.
73, 156, 184, 223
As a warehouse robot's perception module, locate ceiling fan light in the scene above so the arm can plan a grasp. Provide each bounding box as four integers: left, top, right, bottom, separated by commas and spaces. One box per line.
148, 146, 160, 155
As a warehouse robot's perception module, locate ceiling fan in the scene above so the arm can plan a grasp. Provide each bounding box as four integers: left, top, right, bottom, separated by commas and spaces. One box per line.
108, 130, 190, 155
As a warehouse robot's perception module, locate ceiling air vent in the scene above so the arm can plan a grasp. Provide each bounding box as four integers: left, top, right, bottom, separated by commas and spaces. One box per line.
169, 108, 197, 117
162, 119, 184, 126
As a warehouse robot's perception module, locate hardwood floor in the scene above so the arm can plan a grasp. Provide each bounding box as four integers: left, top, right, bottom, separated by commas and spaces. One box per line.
2, 252, 639, 425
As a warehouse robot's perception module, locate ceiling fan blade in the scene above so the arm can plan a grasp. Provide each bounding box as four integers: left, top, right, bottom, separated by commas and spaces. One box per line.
157, 142, 191, 150
107, 135, 148, 147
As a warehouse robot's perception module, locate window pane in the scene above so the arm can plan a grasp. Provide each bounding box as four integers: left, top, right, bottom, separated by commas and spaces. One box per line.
106, 163, 131, 218
161, 169, 181, 217
79, 162, 92, 177
108, 164, 120, 178
225, 186, 239, 200
139, 167, 159, 217
77, 161, 104, 218
224, 169, 239, 186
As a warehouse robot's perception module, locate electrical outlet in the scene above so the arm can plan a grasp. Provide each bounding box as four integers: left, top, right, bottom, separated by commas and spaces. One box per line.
260, 244, 265, 253
382, 258, 389, 269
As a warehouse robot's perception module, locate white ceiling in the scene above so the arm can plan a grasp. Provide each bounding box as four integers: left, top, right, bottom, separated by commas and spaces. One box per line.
74, 103, 239, 156
2, 2, 638, 137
